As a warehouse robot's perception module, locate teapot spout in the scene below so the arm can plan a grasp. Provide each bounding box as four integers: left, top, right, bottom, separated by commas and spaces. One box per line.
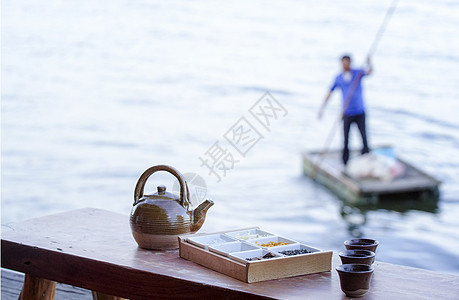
190, 199, 214, 233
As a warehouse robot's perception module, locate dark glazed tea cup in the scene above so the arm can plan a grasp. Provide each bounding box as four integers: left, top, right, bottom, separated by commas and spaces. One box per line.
344, 238, 379, 252
336, 264, 374, 298
339, 249, 375, 265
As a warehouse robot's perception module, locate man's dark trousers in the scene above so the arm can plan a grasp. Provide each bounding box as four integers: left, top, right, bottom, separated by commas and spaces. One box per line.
343, 113, 369, 165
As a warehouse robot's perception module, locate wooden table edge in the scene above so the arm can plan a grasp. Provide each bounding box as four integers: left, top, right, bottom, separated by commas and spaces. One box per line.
1, 239, 275, 299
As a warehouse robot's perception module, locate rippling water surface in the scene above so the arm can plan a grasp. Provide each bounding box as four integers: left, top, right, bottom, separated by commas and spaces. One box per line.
2, 0, 459, 275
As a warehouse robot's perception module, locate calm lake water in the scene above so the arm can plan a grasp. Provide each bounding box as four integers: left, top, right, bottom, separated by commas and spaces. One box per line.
2, 0, 459, 275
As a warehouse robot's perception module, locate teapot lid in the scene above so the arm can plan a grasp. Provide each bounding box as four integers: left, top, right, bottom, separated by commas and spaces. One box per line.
146, 185, 180, 201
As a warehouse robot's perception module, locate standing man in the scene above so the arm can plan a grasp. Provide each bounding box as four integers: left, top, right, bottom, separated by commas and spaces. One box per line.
318, 54, 373, 165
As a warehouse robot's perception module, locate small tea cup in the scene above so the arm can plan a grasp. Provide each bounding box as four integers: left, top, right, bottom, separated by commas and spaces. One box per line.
344, 238, 379, 252
336, 264, 374, 298
339, 249, 375, 265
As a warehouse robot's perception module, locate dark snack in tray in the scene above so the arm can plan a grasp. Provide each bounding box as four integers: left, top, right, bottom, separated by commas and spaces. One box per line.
262, 252, 276, 259
280, 249, 312, 256
246, 252, 277, 261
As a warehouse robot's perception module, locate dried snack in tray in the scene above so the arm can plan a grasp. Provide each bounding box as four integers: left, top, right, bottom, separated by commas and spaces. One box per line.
280, 249, 312, 256
246, 252, 277, 261
256, 241, 288, 247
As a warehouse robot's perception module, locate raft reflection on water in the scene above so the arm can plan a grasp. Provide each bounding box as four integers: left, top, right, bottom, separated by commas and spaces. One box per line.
340, 193, 439, 237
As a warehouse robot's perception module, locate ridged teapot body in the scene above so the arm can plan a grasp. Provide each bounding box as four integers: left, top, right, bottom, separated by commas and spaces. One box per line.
130, 165, 213, 250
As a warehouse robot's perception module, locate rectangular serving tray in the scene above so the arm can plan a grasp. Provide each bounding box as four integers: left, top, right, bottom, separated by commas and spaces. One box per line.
178, 227, 333, 283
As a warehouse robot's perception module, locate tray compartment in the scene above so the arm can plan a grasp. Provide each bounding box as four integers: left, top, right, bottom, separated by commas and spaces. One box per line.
187, 233, 237, 250
247, 236, 298, 249
274, 243, 321, 256
225, 229, 274, 240
229, 249, 283, 264
209, 241, 259, 257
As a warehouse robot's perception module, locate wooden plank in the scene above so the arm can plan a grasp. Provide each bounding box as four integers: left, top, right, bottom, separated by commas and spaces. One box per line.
398, 157, 442, 184
360, 177, 438, 194
18, 274, 56, 300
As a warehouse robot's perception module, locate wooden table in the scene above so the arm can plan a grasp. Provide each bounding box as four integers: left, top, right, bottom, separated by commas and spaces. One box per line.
2, 208, 459, 299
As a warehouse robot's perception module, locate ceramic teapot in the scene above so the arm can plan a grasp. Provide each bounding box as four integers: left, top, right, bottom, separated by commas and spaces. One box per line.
130, 165, 214, 250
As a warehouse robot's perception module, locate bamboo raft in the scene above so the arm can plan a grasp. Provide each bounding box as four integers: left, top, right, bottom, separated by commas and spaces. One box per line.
302, 147, 441, 204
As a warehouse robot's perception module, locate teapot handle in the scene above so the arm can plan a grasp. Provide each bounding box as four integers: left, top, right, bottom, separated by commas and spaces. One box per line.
133, 165, 191, 209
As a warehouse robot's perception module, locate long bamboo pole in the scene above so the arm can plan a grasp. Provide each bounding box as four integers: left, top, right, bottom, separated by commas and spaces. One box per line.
309, 0, 400, 179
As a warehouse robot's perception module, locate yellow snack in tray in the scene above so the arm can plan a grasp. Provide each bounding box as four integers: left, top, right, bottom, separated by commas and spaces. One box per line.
256, 241, 287, 247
